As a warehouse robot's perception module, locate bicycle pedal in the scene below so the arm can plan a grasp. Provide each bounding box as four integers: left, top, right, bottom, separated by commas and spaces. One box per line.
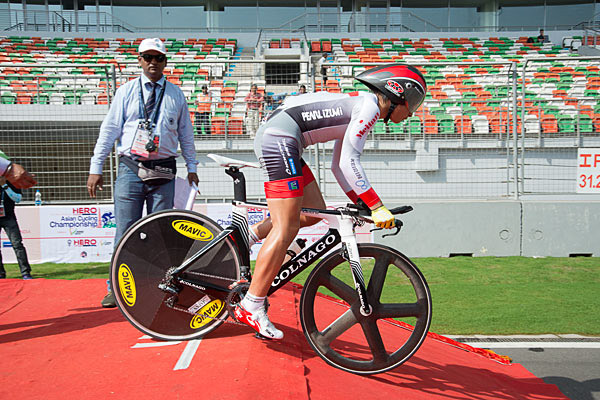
254, 332, 269, 340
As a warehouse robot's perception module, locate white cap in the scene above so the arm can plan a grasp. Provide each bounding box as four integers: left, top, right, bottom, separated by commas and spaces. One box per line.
138, 38, 166, 55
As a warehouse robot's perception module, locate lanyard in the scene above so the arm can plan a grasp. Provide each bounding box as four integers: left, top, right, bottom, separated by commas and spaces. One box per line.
138, 78, 166, 130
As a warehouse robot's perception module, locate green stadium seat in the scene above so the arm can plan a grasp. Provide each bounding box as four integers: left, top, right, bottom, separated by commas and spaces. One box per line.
406, 116, 422, 135
437, 115, 454, 134
557, 115, 575, 133
578, 114, 594, 133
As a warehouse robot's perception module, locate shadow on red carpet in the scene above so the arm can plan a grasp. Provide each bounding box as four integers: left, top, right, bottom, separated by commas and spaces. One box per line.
0, 279, 567, 400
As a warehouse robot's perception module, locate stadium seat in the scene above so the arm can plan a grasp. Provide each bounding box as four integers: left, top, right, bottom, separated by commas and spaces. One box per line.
524, 114, 541, 134
557, 115, 575, 133
471, 115, 489, 134
423, 115, 439, 134
211, 116, 227, 135
541, 114, 558, 133
437, 115, 454, 134
227, 116, 244, 135
454, 116, 472, 134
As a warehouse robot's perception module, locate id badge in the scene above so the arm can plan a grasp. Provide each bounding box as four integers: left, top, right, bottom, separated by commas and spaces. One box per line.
131, 126, 153, 158
0, 204, 5, 218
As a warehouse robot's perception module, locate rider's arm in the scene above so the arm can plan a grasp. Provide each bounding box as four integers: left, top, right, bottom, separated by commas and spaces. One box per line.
334, 98, 383, 210
330, 140, 359, 204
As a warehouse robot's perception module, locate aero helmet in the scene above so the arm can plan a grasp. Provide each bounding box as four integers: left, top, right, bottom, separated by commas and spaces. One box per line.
355, 64, 427, 120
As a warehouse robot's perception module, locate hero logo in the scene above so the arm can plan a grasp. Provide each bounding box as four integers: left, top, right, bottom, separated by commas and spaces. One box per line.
72, 207, 97, 215
356, 115, 379, 138
72, 239, 97, 247
385, 80, 404, 96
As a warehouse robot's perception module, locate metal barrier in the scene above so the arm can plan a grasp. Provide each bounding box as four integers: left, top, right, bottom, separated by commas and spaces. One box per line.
0, 63, 116, 204
1, 58, 600, 204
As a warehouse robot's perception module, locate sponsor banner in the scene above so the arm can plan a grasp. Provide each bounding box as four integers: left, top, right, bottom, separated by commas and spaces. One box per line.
195, 202, 372, 260
2, 206, 42, 263
2, 205, 115, 264
577, 148, 600, 193
2, 202, 373, 264
39, 205, 116, 263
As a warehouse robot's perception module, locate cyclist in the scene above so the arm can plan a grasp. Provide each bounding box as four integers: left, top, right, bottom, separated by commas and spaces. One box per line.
234, 64, 427, 339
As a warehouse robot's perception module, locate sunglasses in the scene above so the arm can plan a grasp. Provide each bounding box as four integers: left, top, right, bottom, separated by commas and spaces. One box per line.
140, 53, 166, 63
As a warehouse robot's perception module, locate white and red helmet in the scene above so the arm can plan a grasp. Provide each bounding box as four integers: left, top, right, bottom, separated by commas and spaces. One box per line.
355, 64, 427, 114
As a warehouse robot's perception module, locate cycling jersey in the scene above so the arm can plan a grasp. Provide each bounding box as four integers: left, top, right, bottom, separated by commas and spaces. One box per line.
255, 91, 382, 207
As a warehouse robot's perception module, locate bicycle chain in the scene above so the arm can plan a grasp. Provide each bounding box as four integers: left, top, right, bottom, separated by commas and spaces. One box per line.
163, 276, 251, 326
165, 296, 248, 326
183, 270, 238, 282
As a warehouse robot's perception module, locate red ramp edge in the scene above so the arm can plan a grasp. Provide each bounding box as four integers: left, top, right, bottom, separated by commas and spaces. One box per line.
0, 279, 567, 400
288, 282, 512, 365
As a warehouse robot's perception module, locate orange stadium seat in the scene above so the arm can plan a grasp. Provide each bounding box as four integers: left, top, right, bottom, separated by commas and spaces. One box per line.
454, 116, 472, 134
227, 117, 244, 135
211, 116, 226, 135
424, 115, 439, 134
541, 114, 558, 133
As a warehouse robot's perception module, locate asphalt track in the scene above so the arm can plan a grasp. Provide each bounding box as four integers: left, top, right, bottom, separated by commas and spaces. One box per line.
0, 279, 570, 400
447, 336, 600, 400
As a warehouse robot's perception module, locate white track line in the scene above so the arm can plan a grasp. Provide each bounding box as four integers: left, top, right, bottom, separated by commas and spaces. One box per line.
131, 341, 182, 348
462, 342, 600, 349
173, 339, 202, 370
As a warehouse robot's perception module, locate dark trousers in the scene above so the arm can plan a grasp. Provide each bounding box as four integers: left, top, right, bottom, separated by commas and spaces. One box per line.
195, 112, 211, 134
0, 216, 31, 277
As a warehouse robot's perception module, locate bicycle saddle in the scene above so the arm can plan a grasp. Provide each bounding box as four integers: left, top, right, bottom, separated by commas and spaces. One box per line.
207, 153, 261, 169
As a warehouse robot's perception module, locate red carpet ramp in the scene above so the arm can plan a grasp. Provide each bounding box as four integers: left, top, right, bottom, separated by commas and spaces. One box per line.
0, 279, 566, 399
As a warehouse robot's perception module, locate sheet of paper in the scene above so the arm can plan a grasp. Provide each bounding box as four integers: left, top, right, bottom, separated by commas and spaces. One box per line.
174, 177, 199, 210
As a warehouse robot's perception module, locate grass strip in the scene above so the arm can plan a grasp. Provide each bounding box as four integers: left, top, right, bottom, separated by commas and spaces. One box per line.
3, 256, 598, 335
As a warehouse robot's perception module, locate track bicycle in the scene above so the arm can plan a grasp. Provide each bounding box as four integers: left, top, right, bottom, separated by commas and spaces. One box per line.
111, 153, 432, 375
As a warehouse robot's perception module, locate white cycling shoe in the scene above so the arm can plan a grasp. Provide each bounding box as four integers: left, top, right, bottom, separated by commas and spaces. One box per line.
234, 304, 284, 340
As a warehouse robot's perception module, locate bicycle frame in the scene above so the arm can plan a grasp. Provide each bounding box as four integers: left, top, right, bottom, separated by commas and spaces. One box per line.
165, 165, 374, 315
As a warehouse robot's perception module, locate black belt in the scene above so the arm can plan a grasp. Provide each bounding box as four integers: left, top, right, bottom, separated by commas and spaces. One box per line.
121, 155, 176, 170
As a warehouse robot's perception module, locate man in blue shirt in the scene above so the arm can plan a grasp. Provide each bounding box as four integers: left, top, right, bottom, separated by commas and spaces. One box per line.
87, 38, 199, 308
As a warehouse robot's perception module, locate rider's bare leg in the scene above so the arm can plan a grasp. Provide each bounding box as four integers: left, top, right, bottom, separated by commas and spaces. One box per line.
250, 179, 325, 241
248, 196, 302, 297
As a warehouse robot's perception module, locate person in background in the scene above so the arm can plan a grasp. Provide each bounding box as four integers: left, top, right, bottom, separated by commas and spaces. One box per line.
317, 53, 329, 89
87, 38, 199, 308
244, 84, 264, 137
0, 150, 37, 189
263, 95, 276, 113
298, 85, 307, 94
537, 29, 547, 43
0, 177, 33, 280
195, 85, 212, 135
